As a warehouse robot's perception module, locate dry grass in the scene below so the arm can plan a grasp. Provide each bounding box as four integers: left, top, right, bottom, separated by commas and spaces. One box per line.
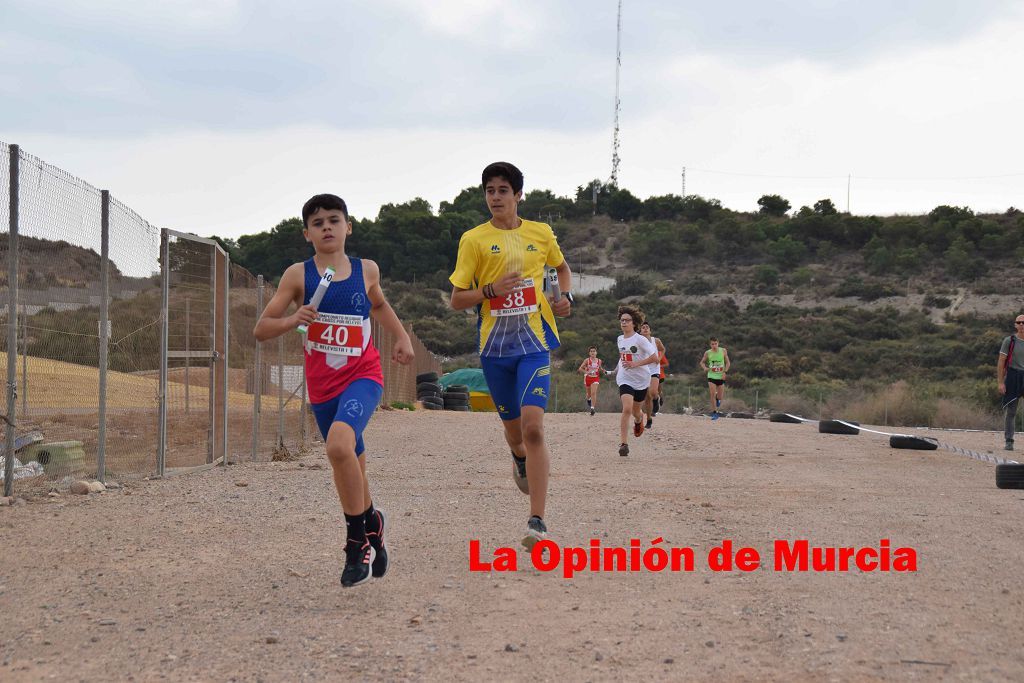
1, 352, 269, 411
933, 398, 1001, 430
766, 392, 817, 417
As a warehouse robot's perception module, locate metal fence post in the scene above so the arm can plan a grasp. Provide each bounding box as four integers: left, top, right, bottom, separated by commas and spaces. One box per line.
277, 335, 284, 448
222, 251, 229, 465
184, 298, 190, 414
97, 190, 110, 482
299, 377, 307, 448
20, 303, 26, 416
208, 246, 216, 464
4, 144, 20, 497
157, 228, 169, 477
251, 275, 263, 461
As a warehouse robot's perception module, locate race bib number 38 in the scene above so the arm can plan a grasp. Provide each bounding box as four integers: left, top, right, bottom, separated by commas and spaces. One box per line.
307, 313, 364, 356
489, 278, 538, 317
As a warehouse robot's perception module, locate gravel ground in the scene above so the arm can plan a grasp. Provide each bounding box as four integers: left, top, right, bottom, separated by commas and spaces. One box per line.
2, 410, 1023, 681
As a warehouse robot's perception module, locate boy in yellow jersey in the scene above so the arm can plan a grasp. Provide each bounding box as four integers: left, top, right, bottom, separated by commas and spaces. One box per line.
449, 161, 572, 549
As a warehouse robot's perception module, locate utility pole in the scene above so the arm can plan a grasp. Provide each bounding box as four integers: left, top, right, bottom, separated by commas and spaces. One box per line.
681, 166, 686, 197
847, 174, 851, 213
610, 0, 622, 186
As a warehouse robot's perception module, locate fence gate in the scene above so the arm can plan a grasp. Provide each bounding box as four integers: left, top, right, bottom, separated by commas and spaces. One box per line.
158, 229, 228, 475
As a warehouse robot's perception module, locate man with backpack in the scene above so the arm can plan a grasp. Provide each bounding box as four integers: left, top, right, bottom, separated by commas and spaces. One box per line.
997, 314, 1024, 451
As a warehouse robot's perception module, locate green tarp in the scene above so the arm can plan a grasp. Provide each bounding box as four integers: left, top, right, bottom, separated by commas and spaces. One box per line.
439, 368, 490, 394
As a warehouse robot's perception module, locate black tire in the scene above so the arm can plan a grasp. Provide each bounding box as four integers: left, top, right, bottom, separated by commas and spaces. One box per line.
442, 391, 470, 401
818, 419, 860, 435
422, 401, 443, 410
889, 435, 938, 451
447, 384, 470, 393
770, 413, 802, 424
996, 463, 1024, 489
416, 372, 439, 384
444, 399, 470, 408
445, 405, 471, 411
420, 395, 443, 407
417, 381, 441, 395
728, 412, 755, 419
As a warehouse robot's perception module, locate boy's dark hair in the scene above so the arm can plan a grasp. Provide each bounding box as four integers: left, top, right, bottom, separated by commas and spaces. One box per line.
588, 345, 598, 352
709, 336, 719, 342
302, 194, 349, 227
618, 305, 644, 327
482, 162, 524, 194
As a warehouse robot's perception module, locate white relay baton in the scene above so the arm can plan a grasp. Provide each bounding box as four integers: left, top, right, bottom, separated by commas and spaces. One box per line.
296, 265, 336, 334
546, 267, 561, 303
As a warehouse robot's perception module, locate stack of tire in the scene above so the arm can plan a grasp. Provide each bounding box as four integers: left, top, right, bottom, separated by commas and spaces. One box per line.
416, 372, 443, 410
442, 384, 471, 412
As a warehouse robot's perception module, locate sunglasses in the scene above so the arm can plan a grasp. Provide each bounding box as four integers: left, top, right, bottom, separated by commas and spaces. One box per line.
1016, 321, 1024, 325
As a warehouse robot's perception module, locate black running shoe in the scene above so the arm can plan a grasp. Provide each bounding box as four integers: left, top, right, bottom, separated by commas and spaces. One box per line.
340, 540, 372, 588
512, 452, 529, 494
590, 406, 596, 416
645, 416, 653, 429
521, 515, 548, 550
366, 509, 388, 578
619, 443, 629, 457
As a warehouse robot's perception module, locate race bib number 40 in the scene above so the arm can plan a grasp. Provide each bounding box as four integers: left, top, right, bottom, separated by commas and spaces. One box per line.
307, 313, 364, 356
489, 278, 538, 317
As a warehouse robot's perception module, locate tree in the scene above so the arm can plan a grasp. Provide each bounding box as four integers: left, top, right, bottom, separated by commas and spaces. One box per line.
766, 235, 807, 270
607, 188, 643, 221
757, 194, 791, 217
751, 264, 780, 293
813, 198, 838, 216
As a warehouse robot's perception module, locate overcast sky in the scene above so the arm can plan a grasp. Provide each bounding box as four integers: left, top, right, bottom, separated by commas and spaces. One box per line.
3, 0, 1023, 240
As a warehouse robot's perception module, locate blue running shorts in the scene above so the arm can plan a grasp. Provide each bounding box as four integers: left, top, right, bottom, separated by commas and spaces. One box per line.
310, 378, 384, 456
480, 351, 551, 421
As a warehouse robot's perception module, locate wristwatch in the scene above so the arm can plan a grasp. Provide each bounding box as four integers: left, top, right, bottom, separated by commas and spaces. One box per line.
563, 291, 575, 305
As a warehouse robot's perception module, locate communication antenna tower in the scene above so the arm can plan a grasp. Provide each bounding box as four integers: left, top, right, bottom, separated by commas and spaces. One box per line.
610, 0, 622, 186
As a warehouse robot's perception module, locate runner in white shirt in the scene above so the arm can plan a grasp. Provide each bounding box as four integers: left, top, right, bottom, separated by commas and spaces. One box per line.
612, 305, 660, 457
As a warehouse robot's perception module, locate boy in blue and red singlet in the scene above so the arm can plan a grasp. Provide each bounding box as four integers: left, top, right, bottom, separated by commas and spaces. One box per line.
255, 194, 414, 588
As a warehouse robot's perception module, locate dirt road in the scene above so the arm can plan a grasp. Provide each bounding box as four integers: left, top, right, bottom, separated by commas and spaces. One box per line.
2, 411, 1022, 681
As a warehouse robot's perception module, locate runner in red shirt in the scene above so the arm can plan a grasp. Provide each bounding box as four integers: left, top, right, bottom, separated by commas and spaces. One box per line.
577, 346, 605, 416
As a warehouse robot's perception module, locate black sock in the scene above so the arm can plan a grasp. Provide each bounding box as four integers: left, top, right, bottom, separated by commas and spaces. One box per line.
586, 398, 592, 407
512, 452, 526, 464
653, 398, 660, 412
345, 512, 366, 547
363, 503, 380, 535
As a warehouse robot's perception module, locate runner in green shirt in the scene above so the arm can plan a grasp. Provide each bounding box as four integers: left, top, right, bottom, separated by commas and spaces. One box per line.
700, 337, 731, 421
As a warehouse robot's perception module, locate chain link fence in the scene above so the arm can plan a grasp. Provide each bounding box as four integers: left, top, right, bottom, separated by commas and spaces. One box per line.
2, 142, 442, 496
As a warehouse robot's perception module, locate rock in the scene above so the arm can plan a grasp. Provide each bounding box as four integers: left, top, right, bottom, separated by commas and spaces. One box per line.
265, 635, 279, 644
47, 492, 59, 498
88, 481, 106, 493
594, 651, 604, 661
235, 481, 249, 487
0, 496, 13, 506
105, 482, 121, 490
70, 481, 91, 495
504, 643, 519, 653
664, 657, 674, 664
409, 615, 422, 625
